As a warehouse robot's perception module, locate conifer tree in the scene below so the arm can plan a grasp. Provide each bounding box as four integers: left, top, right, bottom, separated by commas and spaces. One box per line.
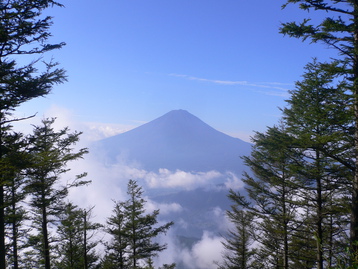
289, 208, 317, 269
2, 132, 30, 269
218, 201, 255, 269
105, 180, 174, 269
280, 0, 358, 253
25, 118, 88, 269
0, 1, 66, 267
230, 125, 302, 269
226, 59, 354, 268
56, 203, 84, 268
227, 61, 354, 268
104, 201, 129, 269
55, 203, 101, 269
282, 59, 352, 268
82, 206, 102, 269
124, 180, 173, 268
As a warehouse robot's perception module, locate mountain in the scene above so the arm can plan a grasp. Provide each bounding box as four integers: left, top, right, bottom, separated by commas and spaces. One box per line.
91, 110, 253, 258
95, 109, 252, 174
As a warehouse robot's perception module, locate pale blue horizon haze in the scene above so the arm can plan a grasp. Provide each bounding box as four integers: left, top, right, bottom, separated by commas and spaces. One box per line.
15, 0, 333, 142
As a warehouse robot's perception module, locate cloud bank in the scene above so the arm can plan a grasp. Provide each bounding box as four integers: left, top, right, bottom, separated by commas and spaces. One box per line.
13, 104, 137, 142
180, 232, 224, 269
145, 169, 223, 190
13, 106, 241, 268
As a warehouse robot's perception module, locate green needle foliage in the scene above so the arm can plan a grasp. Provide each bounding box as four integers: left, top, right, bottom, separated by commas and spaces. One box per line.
104, 180, 174, 269
2, 132, 30, 269
0, 1, 66, 268
25, 118, 89, 269
217, 205, 255, 269
0, 0, 66, 117
280, 0, 358, 254
55, 203, 102, 269
234, 125, 302, 269
283, 60, 352, 268
223, 59, 354, 268
103, 201, 128, 269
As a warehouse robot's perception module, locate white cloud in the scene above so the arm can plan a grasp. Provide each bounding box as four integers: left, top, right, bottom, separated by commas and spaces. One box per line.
145, 169, 222, 190
13, 105, 138, 143
181, 231, 224, 269
145, 200, 183, 215
210, 207, 233, 233
45, 105, 137, 142
177, 218, 189, 230
154, 230, 224, 269
224, 172, 245, 190
81, 121, 137, 141
65, 155, 128, 224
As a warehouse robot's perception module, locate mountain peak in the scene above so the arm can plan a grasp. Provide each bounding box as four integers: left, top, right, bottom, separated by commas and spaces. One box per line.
167, 109, 190, 114
164, 109, 196, 118
147, 110, 209, 133
155, 109, 201, 121
95, 110, 251, 173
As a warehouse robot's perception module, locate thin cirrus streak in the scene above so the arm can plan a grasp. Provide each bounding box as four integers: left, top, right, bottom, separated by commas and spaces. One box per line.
169, 73, 292, 97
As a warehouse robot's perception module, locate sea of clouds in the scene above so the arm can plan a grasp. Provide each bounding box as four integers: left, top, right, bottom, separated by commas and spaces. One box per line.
13, 105, 245, 268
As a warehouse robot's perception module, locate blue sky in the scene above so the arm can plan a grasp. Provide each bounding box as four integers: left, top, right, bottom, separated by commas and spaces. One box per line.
16, 0, 333, 141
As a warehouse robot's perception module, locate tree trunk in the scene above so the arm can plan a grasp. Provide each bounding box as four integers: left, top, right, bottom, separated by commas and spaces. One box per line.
12, 185, 19, 269
42, 204, 51, 269
0, 184, 5, 269
316, 150, 323, 269
0, 126, 6, 269
352, 1, 358, 253
83, 210, 88, 269
241, 228, 246, 269
282, 171, 289, 269
69, 236, 74, 268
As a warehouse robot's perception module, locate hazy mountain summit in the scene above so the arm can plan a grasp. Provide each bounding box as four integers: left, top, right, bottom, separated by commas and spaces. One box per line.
95, 109, 251, 173
93, 110, 251, 241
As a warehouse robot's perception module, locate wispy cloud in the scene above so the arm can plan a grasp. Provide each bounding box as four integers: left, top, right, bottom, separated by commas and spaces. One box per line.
169, 73, 292, 97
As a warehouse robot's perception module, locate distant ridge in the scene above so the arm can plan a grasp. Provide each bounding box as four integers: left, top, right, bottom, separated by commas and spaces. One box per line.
94, 110, 252, 173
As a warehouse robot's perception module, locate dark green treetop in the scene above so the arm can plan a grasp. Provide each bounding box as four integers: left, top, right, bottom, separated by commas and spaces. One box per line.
0, 0, 66, 118
25, 118, 89, 269
105, 180, 174, 269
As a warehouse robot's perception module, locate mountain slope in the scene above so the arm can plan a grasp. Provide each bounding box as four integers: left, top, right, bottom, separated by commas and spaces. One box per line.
94, 109, 251, 173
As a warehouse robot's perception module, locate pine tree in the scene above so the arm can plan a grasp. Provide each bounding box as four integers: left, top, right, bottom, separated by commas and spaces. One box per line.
25, 118, 88, 269
230, 125, 303, 269
282, 59, 352, 268
218, 200, 255, 269
228, 60, 354, 268
104, 201, 129, 269
280, 0, 358, 254
0, 1, 66, 267
104, 180, 174, 269
56, 203, 84, 268
124, 180, 173, 268
289, 208, 317, 269
55, 203, 101, 269
2, 132, 30, 269
227, 59, 355, 268
82, 207, 102, 269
